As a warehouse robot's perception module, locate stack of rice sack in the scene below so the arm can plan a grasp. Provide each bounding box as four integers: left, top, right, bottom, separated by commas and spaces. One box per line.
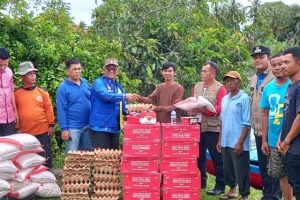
0, 133, 61, 199
91, 149, 122, 200
61, 151, 94, 200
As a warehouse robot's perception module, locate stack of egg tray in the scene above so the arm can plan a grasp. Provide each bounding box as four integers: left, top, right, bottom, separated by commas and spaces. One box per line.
61, 151, 94, 200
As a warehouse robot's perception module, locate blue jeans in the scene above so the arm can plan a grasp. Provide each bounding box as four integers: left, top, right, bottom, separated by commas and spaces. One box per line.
65, 126, 92, 154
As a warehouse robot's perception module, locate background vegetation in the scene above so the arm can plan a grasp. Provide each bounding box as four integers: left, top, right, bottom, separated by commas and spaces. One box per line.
1, 0, 299, 198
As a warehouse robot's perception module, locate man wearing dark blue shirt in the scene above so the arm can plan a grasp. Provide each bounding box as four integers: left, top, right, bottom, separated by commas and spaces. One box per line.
56, 57, 92, 153
279, 47, 300, 200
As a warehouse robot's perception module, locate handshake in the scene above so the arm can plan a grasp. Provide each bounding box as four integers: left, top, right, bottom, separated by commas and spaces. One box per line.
126, 93, 141, 103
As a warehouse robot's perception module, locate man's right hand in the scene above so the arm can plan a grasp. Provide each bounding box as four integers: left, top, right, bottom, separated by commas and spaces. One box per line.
261, 141, 270, 155
61, 130, 71, 141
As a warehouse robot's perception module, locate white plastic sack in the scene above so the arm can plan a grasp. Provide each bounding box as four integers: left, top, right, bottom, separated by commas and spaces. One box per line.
174, 96, 216, 113
0, 178, 11, 190
0, 133, 41, 150
0, 160, 18, 173
0, 143, 20, 161
35, 183, 61, 198
0, 172, 14, 180
13, 165, 47, 182
8, 180, 29, 191
30, 170, 56, 183
8, 182, 40, 199
13, 153, 45, 170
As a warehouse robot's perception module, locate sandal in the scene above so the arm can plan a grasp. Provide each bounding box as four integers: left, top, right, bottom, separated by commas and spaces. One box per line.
219, 193, 238, 200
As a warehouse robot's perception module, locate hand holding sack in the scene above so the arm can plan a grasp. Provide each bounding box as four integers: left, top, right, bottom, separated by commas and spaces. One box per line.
174, 96, 216, 113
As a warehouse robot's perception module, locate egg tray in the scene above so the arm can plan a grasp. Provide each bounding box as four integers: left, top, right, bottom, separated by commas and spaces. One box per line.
92, 166, 120, 175
62, 177, 90, 185
93, 188, 121, 197
61, 192, 89, 200
93, 182, 120, 190
92, 173, 120, 182
91, 196, 119, 200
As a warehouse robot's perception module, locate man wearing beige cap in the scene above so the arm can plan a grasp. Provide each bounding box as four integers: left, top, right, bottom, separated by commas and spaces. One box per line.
89, 58, 135, 150
15, 61, 55, 168
217, 71, 251, 200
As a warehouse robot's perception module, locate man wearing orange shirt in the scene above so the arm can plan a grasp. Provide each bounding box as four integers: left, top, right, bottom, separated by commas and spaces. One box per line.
15, 61, 55, 168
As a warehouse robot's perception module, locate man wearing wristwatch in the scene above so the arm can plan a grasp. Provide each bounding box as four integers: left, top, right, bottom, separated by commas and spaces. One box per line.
279, 47, 300, 200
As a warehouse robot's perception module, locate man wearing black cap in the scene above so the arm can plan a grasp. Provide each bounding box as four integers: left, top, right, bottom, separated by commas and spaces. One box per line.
250, 46, 281, 199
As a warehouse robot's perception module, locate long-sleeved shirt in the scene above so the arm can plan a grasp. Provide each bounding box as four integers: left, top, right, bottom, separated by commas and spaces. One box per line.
56, 78, 91, 131
138, 82, 184, 123
0, 67, 15, 123
14, 86, 55, 135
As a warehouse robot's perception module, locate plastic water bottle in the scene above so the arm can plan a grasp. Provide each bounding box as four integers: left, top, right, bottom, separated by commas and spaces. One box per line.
171, 110, 177, 124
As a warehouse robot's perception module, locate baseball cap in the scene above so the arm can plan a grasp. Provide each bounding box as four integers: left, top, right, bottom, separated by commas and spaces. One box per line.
103, 58, 119, 68
18, 61, 38, 75
251, 45, 271, 56
223, 71, 242, 81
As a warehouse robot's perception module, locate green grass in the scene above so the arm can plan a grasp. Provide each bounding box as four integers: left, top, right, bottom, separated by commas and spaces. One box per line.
202, 174, 262, 200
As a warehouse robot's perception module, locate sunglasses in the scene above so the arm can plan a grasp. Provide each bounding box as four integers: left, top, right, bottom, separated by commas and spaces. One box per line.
105, 67, 118, 72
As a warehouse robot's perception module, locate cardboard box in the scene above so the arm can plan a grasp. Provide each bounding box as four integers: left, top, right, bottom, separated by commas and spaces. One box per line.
123, 122, 161, 142
161, 123, 200, 142
161, 141, 199, 158
163, 189, 200, 200
163, 173, 201, 190
121, 157, 159, 173
160, 158, 198, 174
123, 173, 161, 189
122, 141, 160, 158
123, 189, 160, 200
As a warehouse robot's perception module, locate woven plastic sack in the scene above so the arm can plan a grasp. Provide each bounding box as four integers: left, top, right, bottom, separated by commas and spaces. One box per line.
35, 183, 61, 198
8, 182, 40, 199
0, 172, 14, 180
0, 160, 18, 173
13, 165, 48, 182
0, 133, 41, 150
30, 170, 56, 183
0, 143, 20, 161
174, 96, 216, 113
0, 178, 11, 193
13, 153, 46, 170
8, 180, 29, 192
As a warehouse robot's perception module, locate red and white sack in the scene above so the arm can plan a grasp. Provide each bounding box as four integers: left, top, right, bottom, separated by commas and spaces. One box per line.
13, 153, 46, 170
8, 180, 29, 192
8, 182, 40, 199
0, 178, 11, 198
13, 165, 48, 182
0, 133, 41, 150
174, 96, 216, 113
35, 183, 61, 198
0, 160, 18, 174
0, 172, 14, 180
30, 170, 56, 183
0, 143, 20, 161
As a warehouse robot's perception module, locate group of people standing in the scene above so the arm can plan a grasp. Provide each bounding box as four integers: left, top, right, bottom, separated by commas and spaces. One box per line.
1, 45, 300, 200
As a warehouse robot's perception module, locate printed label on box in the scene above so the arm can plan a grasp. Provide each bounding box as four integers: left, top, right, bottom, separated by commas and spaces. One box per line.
123, 141, 160, 158
123, 173, 160, 189
123, 122, 161, 141
163, 173, 201, 189
121, 157, 159, 173
161, 123, 200, 141
160, 158, 198, 174
123, 189, 160, 200
163, 189, 200, 200
161, 141, 199, 158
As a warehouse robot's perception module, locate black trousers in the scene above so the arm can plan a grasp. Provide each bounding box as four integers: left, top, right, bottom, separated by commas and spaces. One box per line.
89, 130, 120, 150
255, 135, 281, 200
198, 131, 225, 190
35, 132, 53, 168
222, 147, 250, 196
0, 121, 16, 136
